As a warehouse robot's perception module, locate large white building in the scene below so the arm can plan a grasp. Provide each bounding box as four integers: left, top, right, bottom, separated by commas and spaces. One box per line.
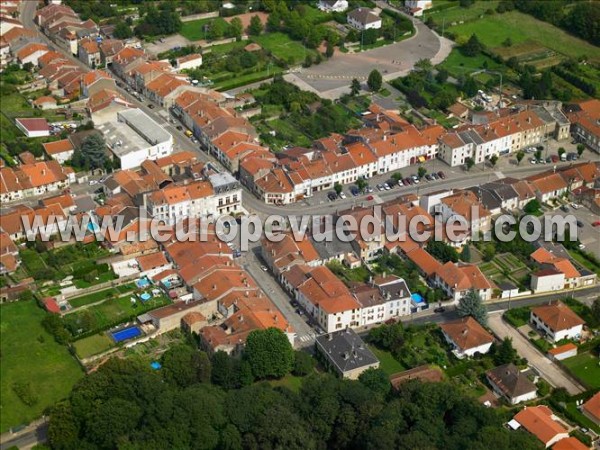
317, 0, 348, 12
98, 108, 173, 169
347, 8, 382, 30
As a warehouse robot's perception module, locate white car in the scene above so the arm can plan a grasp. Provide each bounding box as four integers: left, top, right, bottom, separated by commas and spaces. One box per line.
339, 192, 347, 199
578, 244, 586, 250
571, 203, 581, 209
89, 180, 98, 185
383, 183, 391, 190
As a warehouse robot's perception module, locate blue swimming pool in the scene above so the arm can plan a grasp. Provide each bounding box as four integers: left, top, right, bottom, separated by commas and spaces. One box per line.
111, 326, 142, 342
136, 277, 150, 288
411, 293, 425, 304
140, 292, 151, 301
87, 222, 100, 232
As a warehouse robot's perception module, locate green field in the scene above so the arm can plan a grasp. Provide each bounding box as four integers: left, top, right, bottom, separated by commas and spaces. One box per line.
562, 352, 600, 389
424, 1, 500, 24
180, 18, 216, 41
73, 333, 114, 359
253, 33, 317, 65
68, 284, 136, 309
0, 301, 83, 432
269, 374, 303, 393
448, 11, 600, 63
369, 345, 406, 376
438, 48, 508, 78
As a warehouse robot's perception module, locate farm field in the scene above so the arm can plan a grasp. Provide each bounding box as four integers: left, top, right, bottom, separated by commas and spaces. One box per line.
448, 11, 600, 63
0, 301, 83, 433
562, 352, 600, 389
73, 333, 114, 359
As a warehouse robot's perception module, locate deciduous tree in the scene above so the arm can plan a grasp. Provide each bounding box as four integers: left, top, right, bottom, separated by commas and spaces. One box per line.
367, 69, 382, 92
244, 328, 293, 379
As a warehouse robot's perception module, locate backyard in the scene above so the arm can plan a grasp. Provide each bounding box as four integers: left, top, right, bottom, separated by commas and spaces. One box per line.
0, 301, 82, 433
369, 345, 406, 376
480, 252, 531, 289
253, 32, 318, 66
562, 352, 600, 390
72, 333, 114, 359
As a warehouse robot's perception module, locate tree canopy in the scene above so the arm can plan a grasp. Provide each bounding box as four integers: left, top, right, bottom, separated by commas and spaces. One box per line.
457, 289, 488, 325
367, 69, 383, 92
244, 327, 294, 379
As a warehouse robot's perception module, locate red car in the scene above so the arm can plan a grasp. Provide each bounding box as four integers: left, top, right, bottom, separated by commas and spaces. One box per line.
593, 221, 600, 227
366, 195, 374, 201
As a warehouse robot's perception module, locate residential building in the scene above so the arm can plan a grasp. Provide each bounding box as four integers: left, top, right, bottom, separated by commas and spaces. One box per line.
78, 37, 100, 67
81, 69, 115, 97
439, 316, 494, 359
530, 301, 585, 343
565, 99, 599, 154
582, 392, 600, 426
0, 160, 70, 202
315, 328, 379, 379
486, 363, 537, 405
511, 406, 569, 448
0, 231, 19, 274
16, 42, 49, 67
528, 172, 568, 202
347, 8, 382, 30
547, 343, 578, 361
405, 0, 433, 16
531, 247, 582, 289
552, 437, 589, 450
32, 96, 57, 110
42, 139, 74, 164
531, 268, 566, 294
175, 53, 202, 70
317, 0, 348, 12
434, 262, 493, 302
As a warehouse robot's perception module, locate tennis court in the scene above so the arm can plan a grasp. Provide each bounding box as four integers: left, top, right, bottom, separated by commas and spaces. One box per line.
111, 326, 142, 343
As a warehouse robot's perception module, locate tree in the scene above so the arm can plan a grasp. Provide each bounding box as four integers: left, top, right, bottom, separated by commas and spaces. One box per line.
48, 402, 79, 449
558, 147, 566, 158
576, 144, 585, 157
303, 54, 313, 67
460, 244, 471, 262
244, 328, 294, 379
524, 198, 541, 214
465, 157, 475, 171
426, 241, 459, 263
516, 150, 525, 165
492, 337, 518, 365
462, 34, 483, 56
391, 172, 403, 182
114, 21, 133, 39
228, 17, 243, 39
355, 177, 367, 192
73, 133, 107, 170
248, 15, 263, 36
417, 166, 427, 178
457, 289, 488, 325
326, 41, 335, 58
591, 298, 600, 324
460, 0, 474, 7
414, 58, 433, 77
334, 182, 342, 196
367, 69, 382, 92
462, 76, 478, 97
161, 344, 211, 387
292, 350, 314, 376
350, 78, 361, 96
489, 154, 499, 167
435, 68, 449, 84
482, 243, 496, 262
534, 149, 542, 162
358, 368, 390, 399
502, 37, 513, 47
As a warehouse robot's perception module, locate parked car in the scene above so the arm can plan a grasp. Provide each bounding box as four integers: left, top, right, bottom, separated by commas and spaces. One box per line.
89, 180, 98, 185
560, 205, 569, 212
383, 183, 391, 190
431, 172, 439, 180
551, 155, 559, 163
366, 195, 374, 201
571, 203, 581, 209
261, 265, 268, 271
576, 220, 584, 228
327, 192, 337, 201
404, 178, 413, 185
437, 171, 446, 179
350, 187, 359, 196
434, 307, 446, 313
529, 158, 537, 164
592, 221, 600, 227
339, 191, 347, 199
425, 174, 433, 181
376, 184, 384, 191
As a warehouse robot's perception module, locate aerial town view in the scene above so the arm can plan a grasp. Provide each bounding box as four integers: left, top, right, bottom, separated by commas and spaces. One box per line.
0, 0, 599, 449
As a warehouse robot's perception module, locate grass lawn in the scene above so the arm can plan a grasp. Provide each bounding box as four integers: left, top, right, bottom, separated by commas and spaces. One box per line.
368, 345, 406, 376
269, 374, 303, 393
438, 48, 508, 78
448, 11, 600, 63
503, 306, 530, 328
179, 18, 213, 41
562, 352, 600, 389
565, 401, 600, 434
569, 250, 600, 275
68, 285, 134, 309
66, 295, 171, 337
253, 33, 317, 65
423, 1, 500, 24
214, 66, 282, 91
73, 333, 114, 359
0, 301, 83, 432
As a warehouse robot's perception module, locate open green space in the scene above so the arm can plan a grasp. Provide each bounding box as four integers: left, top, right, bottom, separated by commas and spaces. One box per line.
268, 374, 304, 393
68, 284, 136, 309
423, 1, 500, 24
562, 352, 600, 389
438, 48, 509, 78
448, 11, 600, 63
369, 345, 406, 376
565, 401, 600, 434
65, 294, 170, 339
72, 333, 114, 359
179, 18, 213, 41
0, 301, 83, 433
253, 32, 317, 65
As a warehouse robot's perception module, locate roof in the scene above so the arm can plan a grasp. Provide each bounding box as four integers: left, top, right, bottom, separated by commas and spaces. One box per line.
42, 139, 73, 155
552, 437, 589, 450
514, 406, 568, 446
440, 316, 494, 351
15, 117, 49, 132
531, 301, 585, 332
348, 7, 381, 24
33, 96, 57, 106
405, 248, 442, 276
315, 328, 379, 374
547, 342, 578, 356
136, 252, 169, 272
486, 363, 537, 399
582, 392, 600, 422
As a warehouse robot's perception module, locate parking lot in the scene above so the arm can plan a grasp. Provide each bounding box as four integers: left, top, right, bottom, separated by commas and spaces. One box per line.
544, 206, 600, 259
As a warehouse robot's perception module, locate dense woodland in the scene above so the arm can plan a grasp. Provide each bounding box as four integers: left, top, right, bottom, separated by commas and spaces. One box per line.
47, 333, 543, 450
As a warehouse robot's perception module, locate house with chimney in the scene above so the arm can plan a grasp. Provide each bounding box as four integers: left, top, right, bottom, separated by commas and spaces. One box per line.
315, 328, 379, 379
439, 316, 494, 358
530, 301, 585, 343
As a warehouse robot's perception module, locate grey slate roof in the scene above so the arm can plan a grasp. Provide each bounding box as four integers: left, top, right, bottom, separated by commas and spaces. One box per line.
315, 328, 378, 375
486, 363, 537, 399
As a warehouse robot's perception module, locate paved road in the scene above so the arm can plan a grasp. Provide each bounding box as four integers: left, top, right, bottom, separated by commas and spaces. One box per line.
289, 1, 454, 99
0, 421, 47, 450
487, 313, 586, 395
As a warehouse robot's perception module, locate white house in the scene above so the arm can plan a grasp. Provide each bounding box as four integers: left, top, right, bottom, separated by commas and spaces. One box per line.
530, 268, 565, 293
15, 118, 50, 137
347, 8, 382, 30
405, 0, 433, 17
42, 139, 74, 164
440, 316, 494, 359
317, 0, 349, 13
530, 301, 585, 343
175, 53, 202, 71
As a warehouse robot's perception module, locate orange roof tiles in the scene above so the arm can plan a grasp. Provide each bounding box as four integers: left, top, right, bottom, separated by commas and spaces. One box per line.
532, 301, 585, 332
137, 252, 169, 272
514, 406, 568, 446
582, 392, 600, 423
405, 248, 442, 276
440, 316, 493, 351
42, 139, 73, 155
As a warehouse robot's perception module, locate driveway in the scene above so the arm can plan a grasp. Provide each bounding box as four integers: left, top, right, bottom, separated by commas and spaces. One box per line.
488, 313, 585, 395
